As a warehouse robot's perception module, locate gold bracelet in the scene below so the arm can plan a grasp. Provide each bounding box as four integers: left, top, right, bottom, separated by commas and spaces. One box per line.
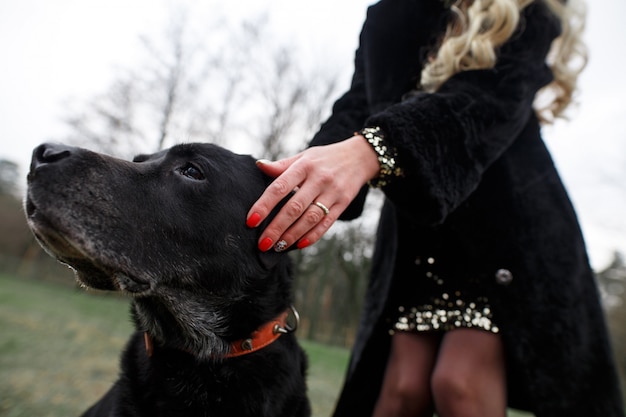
359, 127, 404, 188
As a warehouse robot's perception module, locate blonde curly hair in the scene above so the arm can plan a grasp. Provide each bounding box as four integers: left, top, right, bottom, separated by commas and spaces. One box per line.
420, 0, 587, 123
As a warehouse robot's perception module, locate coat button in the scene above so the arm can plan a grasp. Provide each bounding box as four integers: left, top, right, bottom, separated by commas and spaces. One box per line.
495, 269, 513, 285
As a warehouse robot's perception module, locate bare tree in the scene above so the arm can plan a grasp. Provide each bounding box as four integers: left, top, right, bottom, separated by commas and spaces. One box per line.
62, 8, 338, 160
65, 78, 143, 156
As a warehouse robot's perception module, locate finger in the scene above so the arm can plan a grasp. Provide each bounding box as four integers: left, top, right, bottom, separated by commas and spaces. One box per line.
246, 157, 304, 228
257, 184, 322, 250
255, 159, 286, 178
273, 201, 335, 251
293, 208, 337, 250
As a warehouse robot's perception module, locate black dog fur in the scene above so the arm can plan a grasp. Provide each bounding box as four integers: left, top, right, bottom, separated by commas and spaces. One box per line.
24, 142, 310, 417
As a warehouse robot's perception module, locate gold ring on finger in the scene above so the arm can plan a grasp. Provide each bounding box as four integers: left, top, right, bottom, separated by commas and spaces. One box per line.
313, 201, 330, 216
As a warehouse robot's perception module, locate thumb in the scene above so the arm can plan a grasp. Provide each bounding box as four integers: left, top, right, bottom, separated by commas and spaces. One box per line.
255, 156, 297, 178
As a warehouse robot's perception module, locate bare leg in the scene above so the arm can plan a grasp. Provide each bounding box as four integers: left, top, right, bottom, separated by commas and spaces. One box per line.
432, 328, 507, 417
372, 332, 441, 417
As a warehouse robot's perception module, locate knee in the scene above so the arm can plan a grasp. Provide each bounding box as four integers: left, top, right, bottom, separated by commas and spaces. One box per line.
394, 373, 430, 401
431, 368, 476, 413
379, 373, 432, 414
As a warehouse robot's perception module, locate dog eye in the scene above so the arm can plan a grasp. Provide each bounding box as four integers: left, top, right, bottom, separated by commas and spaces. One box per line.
179, 163, 205, 180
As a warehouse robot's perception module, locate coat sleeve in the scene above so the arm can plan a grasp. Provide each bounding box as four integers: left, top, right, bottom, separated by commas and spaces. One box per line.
369, 1, 561, 225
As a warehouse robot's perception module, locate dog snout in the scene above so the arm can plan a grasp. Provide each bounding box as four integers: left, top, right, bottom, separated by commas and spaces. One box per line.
30, 143, 74, 174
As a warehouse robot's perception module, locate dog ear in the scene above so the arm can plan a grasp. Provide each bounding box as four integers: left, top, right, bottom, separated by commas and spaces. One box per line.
257, 191, 298, 270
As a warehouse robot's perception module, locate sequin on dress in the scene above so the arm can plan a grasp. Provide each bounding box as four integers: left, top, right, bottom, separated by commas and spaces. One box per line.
390, 256, 501, 335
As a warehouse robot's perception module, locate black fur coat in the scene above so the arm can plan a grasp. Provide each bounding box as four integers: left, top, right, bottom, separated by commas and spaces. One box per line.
309, 0, 624, 415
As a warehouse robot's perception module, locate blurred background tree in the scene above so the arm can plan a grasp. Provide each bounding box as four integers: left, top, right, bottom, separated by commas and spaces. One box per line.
62, 11, 338, 160
0, 159, 20, 197
596, 252, 626, 401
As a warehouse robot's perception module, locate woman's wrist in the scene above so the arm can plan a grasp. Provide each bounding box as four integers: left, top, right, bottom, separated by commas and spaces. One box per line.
357, 127, 404, 188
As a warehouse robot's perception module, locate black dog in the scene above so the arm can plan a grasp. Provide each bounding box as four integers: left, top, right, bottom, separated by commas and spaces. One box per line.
24, 142, 310, 417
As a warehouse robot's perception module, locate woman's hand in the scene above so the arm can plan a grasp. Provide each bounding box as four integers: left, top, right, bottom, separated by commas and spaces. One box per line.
246, 135, 380, 252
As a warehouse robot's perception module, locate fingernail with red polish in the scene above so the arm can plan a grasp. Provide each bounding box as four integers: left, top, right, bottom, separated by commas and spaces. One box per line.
297, 239, 310, 250
259, 237, 273, 252
246, 212, 262, 228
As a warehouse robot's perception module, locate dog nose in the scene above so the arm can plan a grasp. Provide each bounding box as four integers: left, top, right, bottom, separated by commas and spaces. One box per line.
30, 143, 74, 172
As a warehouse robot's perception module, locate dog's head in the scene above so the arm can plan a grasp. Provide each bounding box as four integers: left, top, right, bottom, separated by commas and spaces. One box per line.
25, 142, 288, 292
25, 142, 294, 355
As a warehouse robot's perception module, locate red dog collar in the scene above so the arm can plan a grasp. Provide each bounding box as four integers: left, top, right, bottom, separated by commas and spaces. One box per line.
143, 306, 299, 359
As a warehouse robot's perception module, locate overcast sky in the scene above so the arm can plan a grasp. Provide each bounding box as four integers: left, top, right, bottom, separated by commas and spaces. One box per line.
0, 0, 624, 270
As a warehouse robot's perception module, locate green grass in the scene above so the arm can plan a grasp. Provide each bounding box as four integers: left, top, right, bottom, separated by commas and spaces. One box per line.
299, 340, 350, 417
0, 274, 533, 417
0, 274, 348, 417
0, 274, 135, 417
